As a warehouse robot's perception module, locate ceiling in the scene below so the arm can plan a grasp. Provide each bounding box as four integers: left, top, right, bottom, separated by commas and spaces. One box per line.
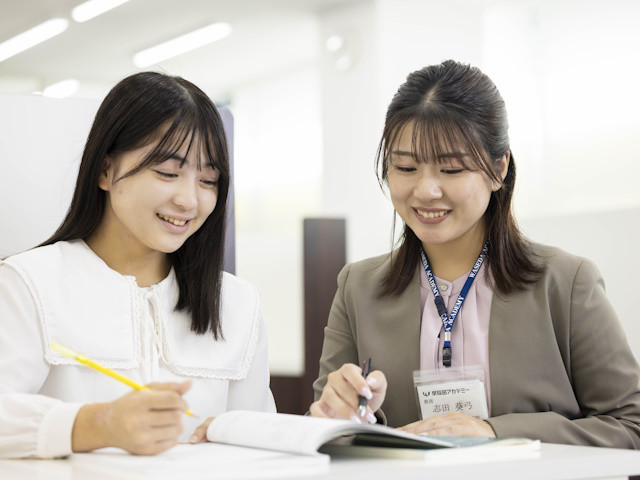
0, 0, 363, 98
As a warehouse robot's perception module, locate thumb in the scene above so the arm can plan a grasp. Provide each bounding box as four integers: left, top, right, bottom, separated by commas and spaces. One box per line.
189, 416, 215, 444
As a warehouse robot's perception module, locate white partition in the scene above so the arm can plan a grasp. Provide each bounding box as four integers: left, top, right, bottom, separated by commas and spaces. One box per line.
0, 94, 99, 258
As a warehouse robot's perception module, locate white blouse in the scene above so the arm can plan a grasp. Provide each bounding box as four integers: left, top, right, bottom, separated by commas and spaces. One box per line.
0, 240, 275, 459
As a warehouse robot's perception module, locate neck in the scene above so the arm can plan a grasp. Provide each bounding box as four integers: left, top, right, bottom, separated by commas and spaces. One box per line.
86, 220, 171, 288
422, 220, 487, 282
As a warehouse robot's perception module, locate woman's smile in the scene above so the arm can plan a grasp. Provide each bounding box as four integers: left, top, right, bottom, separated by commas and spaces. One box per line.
413, 208, 451, 224
156, 213, 192, 232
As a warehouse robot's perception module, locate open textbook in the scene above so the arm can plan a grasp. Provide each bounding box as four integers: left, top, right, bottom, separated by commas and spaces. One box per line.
206, 410, 540, 459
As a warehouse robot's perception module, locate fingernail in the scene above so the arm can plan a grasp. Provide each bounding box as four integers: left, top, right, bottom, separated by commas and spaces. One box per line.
366, 377, 377, 387
366, 412, 377, 424
189, 435, 198, 444
350, 415, 362, 424
361, 387, 372, 399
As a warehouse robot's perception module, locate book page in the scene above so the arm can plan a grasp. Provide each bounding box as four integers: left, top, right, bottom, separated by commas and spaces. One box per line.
206, 411, 456, 455
207, 411, 357, 454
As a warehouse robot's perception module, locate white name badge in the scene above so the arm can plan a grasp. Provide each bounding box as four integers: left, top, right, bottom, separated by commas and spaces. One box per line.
413, 365, 489, 420
416, 379, 488, 419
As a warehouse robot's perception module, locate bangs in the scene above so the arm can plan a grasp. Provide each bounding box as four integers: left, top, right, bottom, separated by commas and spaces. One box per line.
117, 112, 227, 182
144, 115, 220, 171
383, 112, 502, 183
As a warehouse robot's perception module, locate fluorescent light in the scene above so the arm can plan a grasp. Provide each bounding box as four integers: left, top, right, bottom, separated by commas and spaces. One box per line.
0, 18, 68, 63
325, 35, 344, 52
42, 79, 79, 98
72, 0, 131, 23
133, 22, 232, 68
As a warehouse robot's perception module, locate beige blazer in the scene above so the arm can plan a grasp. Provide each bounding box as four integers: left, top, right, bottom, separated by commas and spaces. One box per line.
313, 243, 640, 448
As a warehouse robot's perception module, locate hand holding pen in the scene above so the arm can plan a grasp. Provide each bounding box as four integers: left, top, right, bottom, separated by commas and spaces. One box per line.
357, 358, 372, 419
310, 359, 388, 424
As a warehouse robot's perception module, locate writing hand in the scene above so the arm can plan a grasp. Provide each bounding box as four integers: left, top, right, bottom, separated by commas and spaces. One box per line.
310, 363, 386, 424
72, 380, 192, 455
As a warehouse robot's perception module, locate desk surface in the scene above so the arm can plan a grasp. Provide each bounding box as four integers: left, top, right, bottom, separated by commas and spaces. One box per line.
1, 443, 638, 480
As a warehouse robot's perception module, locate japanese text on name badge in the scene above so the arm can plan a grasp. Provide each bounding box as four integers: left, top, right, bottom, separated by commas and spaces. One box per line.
416, 379, 488, 420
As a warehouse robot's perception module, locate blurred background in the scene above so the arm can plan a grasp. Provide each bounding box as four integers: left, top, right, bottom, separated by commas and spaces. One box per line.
1, 0, 639, 390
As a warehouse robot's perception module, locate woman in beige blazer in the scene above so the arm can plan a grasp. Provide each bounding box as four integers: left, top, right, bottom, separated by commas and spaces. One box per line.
310, 60, 640, 448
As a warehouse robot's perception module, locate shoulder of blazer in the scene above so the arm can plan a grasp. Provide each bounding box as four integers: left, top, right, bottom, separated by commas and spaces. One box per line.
493, 242, 599, 308
344, 252, 392, 276
338, 251, 420, 303
339, 252, 393, 293
527, 242, 595, 286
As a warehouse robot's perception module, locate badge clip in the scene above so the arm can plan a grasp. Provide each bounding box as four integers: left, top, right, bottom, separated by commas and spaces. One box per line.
443, 347, 452, 367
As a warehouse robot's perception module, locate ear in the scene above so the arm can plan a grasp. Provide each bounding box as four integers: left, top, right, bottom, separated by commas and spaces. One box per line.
97, 156, 113, 191
491, 152, 510, 192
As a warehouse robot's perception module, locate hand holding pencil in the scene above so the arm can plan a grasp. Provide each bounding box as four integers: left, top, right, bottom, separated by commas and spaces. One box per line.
51, 341, 194, 455
50, 341, 197, 417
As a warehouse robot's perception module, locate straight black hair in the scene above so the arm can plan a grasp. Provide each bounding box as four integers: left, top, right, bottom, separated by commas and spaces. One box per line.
41, 71, 230, 338
376, 60, 544, 297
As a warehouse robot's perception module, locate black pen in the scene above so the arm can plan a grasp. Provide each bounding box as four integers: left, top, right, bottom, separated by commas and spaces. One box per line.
357, 358, 372, 420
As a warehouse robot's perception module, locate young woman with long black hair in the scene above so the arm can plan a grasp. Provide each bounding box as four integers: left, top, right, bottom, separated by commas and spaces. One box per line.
0, 72, 275, 458
310, 60, 640, 448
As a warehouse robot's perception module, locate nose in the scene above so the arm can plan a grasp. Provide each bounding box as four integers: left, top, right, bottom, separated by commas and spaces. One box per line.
173, 177, 199, 211
414, 169, 443, 200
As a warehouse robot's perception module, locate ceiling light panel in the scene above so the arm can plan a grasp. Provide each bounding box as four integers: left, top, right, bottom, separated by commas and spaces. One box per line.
133, 22, 232, 68
42, 79, 80, 98
0, 18, 69, 63
72, 0, 131, 23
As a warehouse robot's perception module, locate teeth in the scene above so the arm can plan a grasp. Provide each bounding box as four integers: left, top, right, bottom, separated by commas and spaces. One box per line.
417, 210, 447, 219
158, 214, 187, 226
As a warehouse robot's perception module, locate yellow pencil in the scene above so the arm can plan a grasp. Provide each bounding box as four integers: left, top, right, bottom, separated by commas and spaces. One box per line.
50, 341, 198, 418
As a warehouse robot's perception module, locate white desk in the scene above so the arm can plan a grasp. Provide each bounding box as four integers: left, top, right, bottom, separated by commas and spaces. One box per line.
0, 443, 638, 480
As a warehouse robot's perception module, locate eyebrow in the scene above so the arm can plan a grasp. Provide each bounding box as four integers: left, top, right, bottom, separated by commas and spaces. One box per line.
390, 150, 416, 158
157, 153, 215, 169
390, 150, 468, 160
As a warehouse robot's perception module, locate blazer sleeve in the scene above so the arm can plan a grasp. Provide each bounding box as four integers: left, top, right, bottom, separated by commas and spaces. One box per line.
312, 264, 360, 400
487, 258, 640, 448
0, 264, 82, 459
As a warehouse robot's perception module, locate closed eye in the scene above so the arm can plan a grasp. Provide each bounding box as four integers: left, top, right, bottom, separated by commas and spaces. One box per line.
441, 169, 465, 174
200, 179, 218, 187
153, 170, 177, 178
395, 166, 417, 173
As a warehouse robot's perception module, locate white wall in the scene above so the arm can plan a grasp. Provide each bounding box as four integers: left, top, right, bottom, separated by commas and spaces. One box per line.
318, 1, 390, 261
482, 0, 640, 218
232, 66, 323, 375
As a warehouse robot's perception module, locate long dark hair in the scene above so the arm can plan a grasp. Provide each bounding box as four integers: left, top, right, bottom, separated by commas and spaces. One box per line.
376, 60, 543, 297
41, 72, 230, 338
